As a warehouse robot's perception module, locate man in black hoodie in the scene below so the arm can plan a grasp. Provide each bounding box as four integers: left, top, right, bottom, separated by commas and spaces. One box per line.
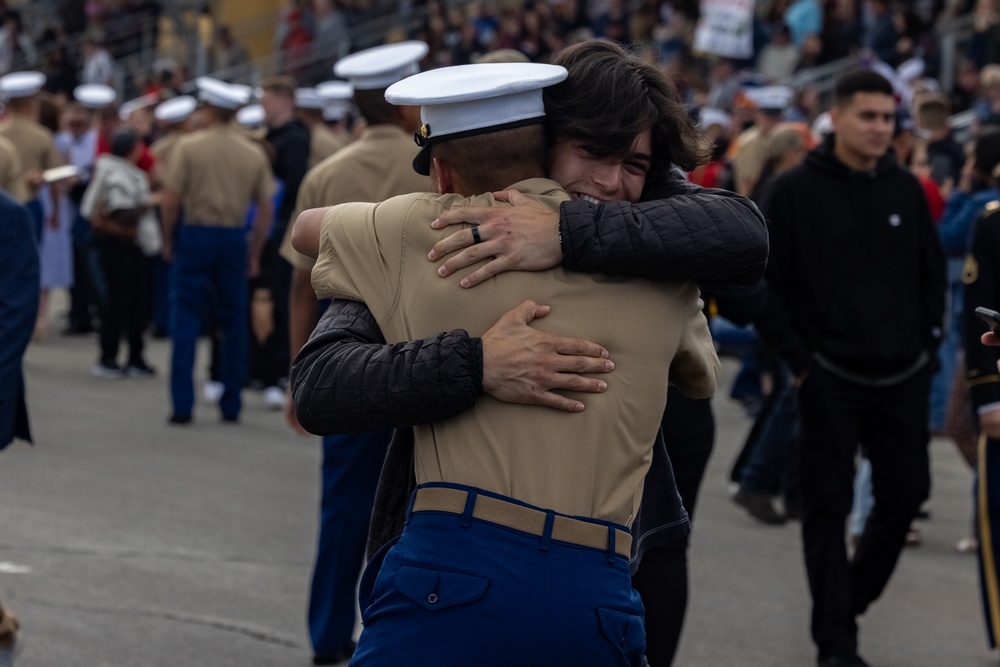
758, 69, 946, 667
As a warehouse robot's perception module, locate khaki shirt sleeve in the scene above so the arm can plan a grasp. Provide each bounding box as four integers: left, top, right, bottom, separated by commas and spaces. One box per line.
668, 281, 720, 400
311, 201, 380, 303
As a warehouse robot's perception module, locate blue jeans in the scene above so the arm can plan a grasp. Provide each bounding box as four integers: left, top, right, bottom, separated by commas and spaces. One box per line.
308, 431, 391, 656
168, 226, 247, 420
739, 366, 800, 499
929, 258, 965, 431
352, 483, 646, 666
849, 457, 873, 537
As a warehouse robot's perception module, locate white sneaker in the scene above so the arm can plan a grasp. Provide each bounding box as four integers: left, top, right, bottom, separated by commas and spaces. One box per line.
203, 380, 225, 403
92, 362, 125, 379
263, 386, 286, 410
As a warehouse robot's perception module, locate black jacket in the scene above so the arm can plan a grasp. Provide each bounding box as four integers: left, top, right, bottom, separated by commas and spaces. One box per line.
757, 135, 946, 382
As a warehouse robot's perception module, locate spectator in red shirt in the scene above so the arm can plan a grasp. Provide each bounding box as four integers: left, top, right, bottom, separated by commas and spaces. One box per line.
281, 10, 312, 79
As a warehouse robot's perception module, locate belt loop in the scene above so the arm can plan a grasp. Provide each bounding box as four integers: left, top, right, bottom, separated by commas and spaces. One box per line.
405, 489, 417, 525
539, 511, 555, 552
606, 526, 616, 563
460, 489, 477, 528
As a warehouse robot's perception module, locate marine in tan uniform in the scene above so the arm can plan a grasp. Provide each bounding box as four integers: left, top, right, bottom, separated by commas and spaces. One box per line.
301, 62, 718, 666
159, 78, 276, 424
281, 41, 431, 666
729, 85, 793, 197
0, 72, 63, 230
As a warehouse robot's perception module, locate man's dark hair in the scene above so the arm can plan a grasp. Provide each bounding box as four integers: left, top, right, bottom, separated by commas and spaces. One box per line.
353, 88, 398, 126
834, 69, 895, 106
544, 40, 711, 176
431, 124, 546, 194
110, 127, 138, 158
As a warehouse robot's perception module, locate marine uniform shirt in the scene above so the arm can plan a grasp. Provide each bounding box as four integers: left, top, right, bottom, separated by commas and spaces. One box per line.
730, 126, 769, 193
159, 122, 276, 227
0, 116, 63, 202
0, 135, 26, 201
311, 178, 719, 525
307, 124, 348, 170
280, 124, 430, 270
149, 131, 183, 183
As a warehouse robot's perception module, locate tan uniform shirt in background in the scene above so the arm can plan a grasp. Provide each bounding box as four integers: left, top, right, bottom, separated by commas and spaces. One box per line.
312, 178, 719, 526
730, 126, 770, 195
0, 116, 63, 202
149, 131, 183, 183
307, 124, 348, 170
0, 135, 27, 201
280, 123, 430, 270
159, 122, 276, 226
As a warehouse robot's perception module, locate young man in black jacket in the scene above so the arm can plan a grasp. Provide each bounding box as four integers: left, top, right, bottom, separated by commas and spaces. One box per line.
757, 69, 946, 667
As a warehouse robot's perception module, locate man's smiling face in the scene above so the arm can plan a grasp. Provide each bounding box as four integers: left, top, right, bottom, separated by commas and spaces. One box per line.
547, 129, 652, 204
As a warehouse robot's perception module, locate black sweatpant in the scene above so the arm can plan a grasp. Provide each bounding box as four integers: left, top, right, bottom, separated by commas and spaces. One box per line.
94, 234, 148, 366
798, 364, 931, 658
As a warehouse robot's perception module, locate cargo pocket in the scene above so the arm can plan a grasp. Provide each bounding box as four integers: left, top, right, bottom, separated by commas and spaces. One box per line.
597, 606, 646, 663
393, 565, 490, 611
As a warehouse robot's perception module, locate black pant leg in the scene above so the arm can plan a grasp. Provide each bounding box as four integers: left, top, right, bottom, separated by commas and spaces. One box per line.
632, 544, 687, 667
798, 367, 864, 658
95, 235, 129, 365
663, 391, 715, 520
124, 246, 148, 365
850, 368, 932, 615
637, 390, 714, 665
69, 241, 96, 330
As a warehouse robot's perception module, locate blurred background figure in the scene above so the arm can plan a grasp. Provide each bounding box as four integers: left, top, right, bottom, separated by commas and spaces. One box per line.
0, 10, 37, 77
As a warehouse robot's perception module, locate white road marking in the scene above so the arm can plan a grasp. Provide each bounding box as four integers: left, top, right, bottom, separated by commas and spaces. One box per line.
0, 562, 31, 574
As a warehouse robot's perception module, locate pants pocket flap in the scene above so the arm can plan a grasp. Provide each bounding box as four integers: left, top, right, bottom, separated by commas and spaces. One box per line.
393, 565, 490, 611
597, 606, 645, 655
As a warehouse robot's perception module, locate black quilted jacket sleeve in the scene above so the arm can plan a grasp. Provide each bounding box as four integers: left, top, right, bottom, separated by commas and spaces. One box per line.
290, 299, 484, 435
560, 170, 769, 286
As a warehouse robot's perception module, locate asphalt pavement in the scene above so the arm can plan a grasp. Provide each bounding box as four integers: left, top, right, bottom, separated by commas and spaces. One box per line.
0, 327, 993, 666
